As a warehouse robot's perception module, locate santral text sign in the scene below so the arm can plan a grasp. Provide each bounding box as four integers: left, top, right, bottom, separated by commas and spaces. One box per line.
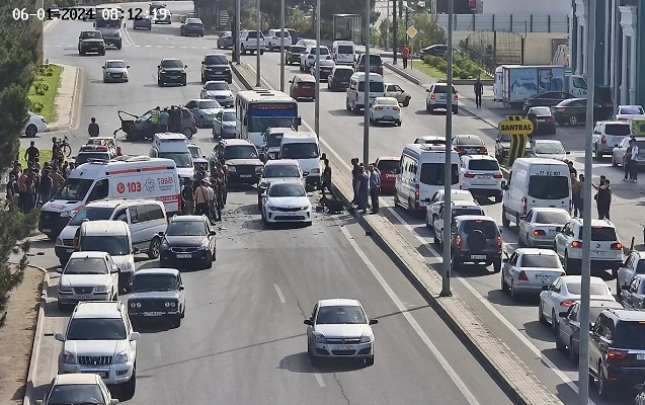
498, 115, 534, 136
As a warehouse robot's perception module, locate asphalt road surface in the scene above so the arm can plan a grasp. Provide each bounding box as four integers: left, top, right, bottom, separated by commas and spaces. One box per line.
25, 3, 516, 405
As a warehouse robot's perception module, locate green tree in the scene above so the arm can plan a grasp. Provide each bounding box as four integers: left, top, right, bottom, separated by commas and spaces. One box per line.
0, 0, 40, 329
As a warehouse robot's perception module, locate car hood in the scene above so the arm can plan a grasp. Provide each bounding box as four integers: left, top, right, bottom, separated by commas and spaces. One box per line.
128, 290, 180, 300
314, 324, 371, 338
226, 159, 262, 166
164, 235, 207, 247
266, 196, 310, 208
105, 67, 127, 74
197, 107, 222, 116
60, 274, 111, 287
204, 90, 233, 98
259, 177, 301, 187
64, 339, 128, 358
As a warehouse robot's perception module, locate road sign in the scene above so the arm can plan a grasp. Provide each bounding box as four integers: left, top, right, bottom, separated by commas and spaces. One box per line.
506, 134, 528, 168
406, 26, 417, 39
498, 115, 534, 136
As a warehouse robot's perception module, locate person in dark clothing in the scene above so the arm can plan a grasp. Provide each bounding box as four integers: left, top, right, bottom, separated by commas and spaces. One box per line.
593, 176, 612, 220
24, 141, 39, 166
168, 106, 177, 132
52, 137, 62, 162
565, 160, 577, 176
368, 164, 380, 214
171, 106, 182, 132
39, 168, 53, 204
351, 158, 360, 204
357, 166, 369, 213
181, 179, 194, 215
474, 78, 483, 108
321, 159, 332, 196
88, 117, 100, 137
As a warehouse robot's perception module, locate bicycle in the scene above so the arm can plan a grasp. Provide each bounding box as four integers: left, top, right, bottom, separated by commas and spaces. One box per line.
57, 135, 73, 158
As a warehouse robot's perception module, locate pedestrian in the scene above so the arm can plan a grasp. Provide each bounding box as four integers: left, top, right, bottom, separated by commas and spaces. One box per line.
171, 106, 182, 132
18, 170, 28, 211
168, 106, 177, 132
571, 172, 581, 216
24, 141, 39, 166
578, 174, 585, 214
368, 164, 380, 214
88, 117, 100, 137
218, 168, 228, 207
25, 170, 37, 213
50, 166, 64, 197
205, 180, 216, 222
5, 174, 17, 208
629, 138, 639, 181
593, 176, 611, 220
357, 165, 369, 213
193, 179, 210, 217
181, 178, 194, 215
474, 77, 483, 108
159, 108, 169, 133
351, 158, 360, 204
51, 137, 62, 162
401, 44, 410, 69
566, 160, 577, 177
39, 168, 53, 205
216, 175, 225, 220
321, 159, 332, 196
150, 106, 160, 129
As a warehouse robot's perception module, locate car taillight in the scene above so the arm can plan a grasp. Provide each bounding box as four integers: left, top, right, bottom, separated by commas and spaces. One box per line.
533, 230, 546, 236
455, 146, 464, 153
308, 55, 314, 59
601, 135, 606, 144
611, 242, 623, 250
455, 234, 462, 247
393, 106, 400, 111
454, 93, 459, 100
326, 55, 332, 60
430, 93, 436, 100
554, 107, 565, 113
480, 147, 488, 154
493, 172, 503, 179
521, 197, 527, 215
497, 234, 502, 248
464, 172, 476, 178
414, 184, 419, 201
608, 348, 628, 361
518, 271, 528, 281
571, 240, 583, 248
374, 106, 382, 111
560, 300, 575, 307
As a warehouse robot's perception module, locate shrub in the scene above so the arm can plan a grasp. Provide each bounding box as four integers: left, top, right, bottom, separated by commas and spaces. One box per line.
31, 101, 44, 113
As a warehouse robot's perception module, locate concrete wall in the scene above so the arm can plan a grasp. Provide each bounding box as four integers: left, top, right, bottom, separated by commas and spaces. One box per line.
524, 33, 569, 64
483, 0, 570, 16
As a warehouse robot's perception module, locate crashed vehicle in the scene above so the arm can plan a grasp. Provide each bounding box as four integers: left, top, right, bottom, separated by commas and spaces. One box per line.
97, 26, 123, 49
116, 107, 197, 142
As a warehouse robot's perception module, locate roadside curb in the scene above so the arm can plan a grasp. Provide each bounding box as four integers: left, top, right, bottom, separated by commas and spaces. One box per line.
45, 65, 84, 133
16, 263, 50, 405
231, 62, 564, 405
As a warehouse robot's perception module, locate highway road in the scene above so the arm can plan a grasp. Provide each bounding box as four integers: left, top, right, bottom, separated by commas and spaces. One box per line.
250, 51, 645, 404
22, 3, 516, 405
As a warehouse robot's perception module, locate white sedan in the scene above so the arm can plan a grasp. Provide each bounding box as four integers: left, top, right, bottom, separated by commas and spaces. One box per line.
369, 97, 402, 126
527, 140, 569, 161
102, 59, 129, 83
538, 275, 615, 333
501, 248, 565, 301
425, 189, 475, 229
518, 208, 571, 248
23, 111, 47, 137
261, 181, 312, 226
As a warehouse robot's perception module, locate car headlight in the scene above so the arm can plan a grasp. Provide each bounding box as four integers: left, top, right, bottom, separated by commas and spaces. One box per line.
266, 203, 275, 209
359, 333, 373, 343
300, 205, 309, 211
129, 301, 137, 308
120, 261, 132, 271
165, 302, 171, 307
58, 286, 72, 293
63, 350, 76, 364
55, 237, 63, 245
313, 333, 326, 343
95, 285, 108, 293
310, 168, 320, 174
114, 352, 129, 364
59, 210, 76, 218
255, 166, 262, 172
160, 70, 166, 74
227, 166, 236, 172
199, 241, 209, 250
161, 241, 170, 250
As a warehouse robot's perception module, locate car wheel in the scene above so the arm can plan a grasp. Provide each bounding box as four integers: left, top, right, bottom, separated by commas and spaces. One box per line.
510, 281, 519, 300
217, 43, 222, 49
518, 233, 526, 247
501, 206, 510, 227
494, 192, 502, 203
564, 251, 576, 274
403, 97, 410, 107
25, 124, 37, 138
197, 116, 205, 128
451, 253, 461, 271
173, 315, 181, 328
501, 273, 509, 292
120, 369, 136, 400
593, 144, 602, 159
307, 341, 320, 366
551, 310, 559, 333
555, 328, 566, 352
492, 258, 501, 273
611, 154, 618, 167
148, 237, 161, 259
569, 338, 579, 362
538, 302, 547, 324
598, 367, 612, 399
365, 354, 374, 366
569, 115, 578, 126
212, 249, 217, 261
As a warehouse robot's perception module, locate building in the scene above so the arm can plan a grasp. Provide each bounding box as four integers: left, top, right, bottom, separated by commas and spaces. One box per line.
483, 0, 570, 16
570, 0, 643, 106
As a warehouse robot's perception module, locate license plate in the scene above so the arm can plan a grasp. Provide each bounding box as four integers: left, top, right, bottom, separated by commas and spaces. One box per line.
77, 295, 92, 300
593, 251, 605, 256
479, 174, 492, 178
538, 119, 545, 122
471, 254, 486, 260
637, 354, 645, 360
176, 253, 192, 259
386, 174, 396, 178
548, 230, 556, 236
331, 344, 355, 351
41, 228, 51, 233
83, 370, 108, 378
240, 174, 252, 178
536, 274, 551, 283
144, 312, 164, 317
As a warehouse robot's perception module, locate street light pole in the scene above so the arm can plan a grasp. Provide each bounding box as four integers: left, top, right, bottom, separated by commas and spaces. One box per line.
256, 0, 261, 87
393, 0, 398, 64
578, 0, 595, 402
441, 0, 454, 298
235, 0, 241, 65
280, 0, 285, 91
314, 0, 321, 136
362, 0, 371, 166
386, 0, 390, 51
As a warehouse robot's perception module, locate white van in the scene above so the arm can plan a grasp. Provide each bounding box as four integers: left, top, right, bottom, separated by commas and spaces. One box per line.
39, 157, 180, 239
76, 220, 137, 293
493, 65, 519, 101
394, 144, 461, 215
149, 132, 194, 181
346, 72, 385, 112
279, 131, 321, 188
332, 40, 355, 65
501, 158, 571, 227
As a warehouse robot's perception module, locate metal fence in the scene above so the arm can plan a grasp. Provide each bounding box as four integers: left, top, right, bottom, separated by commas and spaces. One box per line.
461, 30, 524, 75
435, 13, 569, 33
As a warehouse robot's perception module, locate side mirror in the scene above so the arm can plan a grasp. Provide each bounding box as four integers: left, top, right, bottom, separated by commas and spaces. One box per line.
109, 399, 119, 405
158, 231, 164, 236
54, 332, 64, 341
209, 230, 217, 236
126, 66, 130, 69
184, 65, 188, 68
132, 246, 140, 253
296, 117, 302, 126
158, 65, 161, 69
178, 285, 185, 291
559, 311, 568, 318
502, 258, 508, 263
621, 284, 629, 290
56, 267, 63, 273
303, 319, 312, 325
288, 80, 293, 83
369, 319, 379, 325
102, 66, 105, 69
203, 155, 206, 158
130, 332, 141, 341
501, 184, 508, 190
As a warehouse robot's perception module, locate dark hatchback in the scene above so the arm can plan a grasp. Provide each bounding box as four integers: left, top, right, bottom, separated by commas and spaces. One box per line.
158, 58, 187, 86
551, 97, 612, 126
127, 268, 186, 327
327, 66, 354, 91
286, 45, 306, 65
522, 91, 574, 114
180, 17, 204, 36
78, 30, 105, 56
213, 139, 265, 184
526, 106, 557, 134
419, 44, 447, 58
159, 215, 217, 270
201, 54, 232, 84
355, 54, 384, 76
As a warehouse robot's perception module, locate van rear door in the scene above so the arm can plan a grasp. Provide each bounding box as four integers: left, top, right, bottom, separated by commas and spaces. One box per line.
526, 164, 570, 210
417, 160, 460, 207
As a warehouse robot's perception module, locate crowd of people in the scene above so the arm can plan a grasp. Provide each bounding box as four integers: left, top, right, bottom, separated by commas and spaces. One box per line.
179, 161, 229, 222
350, 158, 381, 215
149, 106, 184, 133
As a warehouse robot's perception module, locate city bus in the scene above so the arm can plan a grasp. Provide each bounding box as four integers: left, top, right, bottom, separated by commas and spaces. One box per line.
235, 88, 301, 147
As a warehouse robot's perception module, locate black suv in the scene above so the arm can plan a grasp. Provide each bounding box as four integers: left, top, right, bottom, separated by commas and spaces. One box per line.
450, 215, 502, 272
201, 54, 232, 84
589, 309, 645, 398
158, 215, 217, 270
158, 58, 187, 86
78, 30, 105, 56
212, 139, 265, 185
327, 66, 354, 91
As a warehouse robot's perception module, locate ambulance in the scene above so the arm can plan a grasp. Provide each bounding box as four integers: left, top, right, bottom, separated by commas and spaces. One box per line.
39, 156, 181, 240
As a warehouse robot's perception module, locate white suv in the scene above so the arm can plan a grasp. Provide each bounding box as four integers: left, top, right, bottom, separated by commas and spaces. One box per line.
592, 120, 631, 159
55, 302, 139, 399
265, 28, 291, 51
239, 30, 264, 55
616, 251, 645, 292
459, 154, 504, 202
300, 45, 331, 71
425, 83, 459, 114
554, 218, 624, 274
57, 252, 120, 310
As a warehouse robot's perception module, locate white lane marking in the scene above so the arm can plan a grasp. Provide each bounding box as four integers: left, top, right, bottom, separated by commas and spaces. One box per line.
314, 372, 326, 387
180, 46, 187, 48
168, 45, 174, 48
154, 342, 162, 357
339, 225, 481, 405
145, 45, 152, 48
273, 283, 286, 303
157, 45, 163, 48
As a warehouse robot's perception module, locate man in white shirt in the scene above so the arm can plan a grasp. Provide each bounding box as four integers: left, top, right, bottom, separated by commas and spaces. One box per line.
630, 138, 639, 182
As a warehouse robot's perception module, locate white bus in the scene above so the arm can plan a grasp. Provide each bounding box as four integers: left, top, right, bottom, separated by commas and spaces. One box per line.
235, 88, 301, 147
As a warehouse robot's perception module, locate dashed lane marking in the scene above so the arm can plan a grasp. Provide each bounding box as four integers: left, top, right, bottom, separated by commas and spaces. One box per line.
314, 372, 326, 387
273, 284, 286, 304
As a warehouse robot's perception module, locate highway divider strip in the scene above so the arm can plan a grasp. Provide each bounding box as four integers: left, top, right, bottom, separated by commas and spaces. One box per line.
231, 62, 565, 405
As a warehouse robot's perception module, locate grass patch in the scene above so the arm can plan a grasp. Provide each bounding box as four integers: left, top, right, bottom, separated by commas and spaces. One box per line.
28, 64, 62, 124
18, 148, 53, 169
412, 62, 447, 79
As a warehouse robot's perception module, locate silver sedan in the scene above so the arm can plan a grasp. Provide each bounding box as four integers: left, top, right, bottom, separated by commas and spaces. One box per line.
102, 60, 129, 83
185, 98, 223, 128
501, 248, 565, 300
212, 108, 236, 139
518, 208, 571, 248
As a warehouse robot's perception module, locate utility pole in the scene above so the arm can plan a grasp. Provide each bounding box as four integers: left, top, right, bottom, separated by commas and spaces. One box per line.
393, 0, 398, 64
235, 0, 241, 65
280, 0, 285, 91
404, 6, 409, 46
362, 0, 371, 166
255, 0, 261, 87
386, 0, 390, 51
315, 0, 321, 136
441, 0, 454, 298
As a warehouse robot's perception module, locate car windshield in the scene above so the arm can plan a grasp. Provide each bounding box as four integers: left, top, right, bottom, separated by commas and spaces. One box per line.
462, 220, 498, 238
376, 98, 398, 106
188, 146, 202, 158
357, 81, 385, 93
158, 152, 193, 168
54, 178, 93, 201
70, 207, 114, 225
534, 211, 569, 224
520, 254, 560, 268
264, 165, 300, 178
377, 160, 399, 171
567, 282, 609, 295
577, 226, 618, 241
161, 59, 183, 68
420, 163, 459, 186
531, 107, 552, 115
615, 322, 645, 349
75, 152, 110, 165
64, 258, 109, 275
432, 85, 457, 94
80, 236, 130, 256
620, 105, 645, 115
246, 31, 263, 38
197, 100, 220, 109
222, 112, 235, 122
82, 31, 101, 39
204, 82, 229, 90
281, 143, 319, 159
224, 145, 257, 159
334, 68, 354, 78
455, 137, 484, 146
106, 61, 125, 68
67, 318, 127, 340
309, 47, 329, 55
316, 305, 366, 324
268, 183, 305, 197
248, 116, 297, 133
204, 55, 228, 65
272, 31, 290, 37
605, 123, 631, 136
337, 45, 353, 54
266, 133, 284, 147
133, 274, 178, 292
528, 176, 569, 199
468, 159, 498, 171
359, 55, 382, 65
290, 45, 306, 52
186, 18, 202, 24
534, 143, 565, 154
48, 384, 104, 405
166, 220, 207, 236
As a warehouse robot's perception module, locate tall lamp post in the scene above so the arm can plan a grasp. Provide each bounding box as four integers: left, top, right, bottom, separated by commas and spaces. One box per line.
235, 0, 241, 65
362, 0, 370, 165
256, 0, 261, 87
315, 0, 321, 136
280, 0, 285, 91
